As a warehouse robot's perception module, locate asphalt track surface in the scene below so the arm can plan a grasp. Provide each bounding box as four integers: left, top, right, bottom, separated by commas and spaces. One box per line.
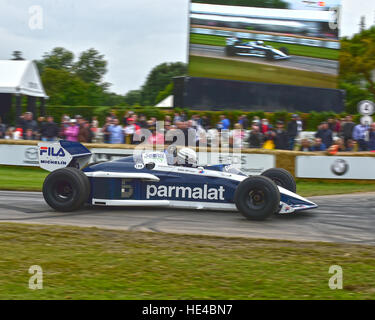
0, 191, 374, 245
190, 44, 338, 76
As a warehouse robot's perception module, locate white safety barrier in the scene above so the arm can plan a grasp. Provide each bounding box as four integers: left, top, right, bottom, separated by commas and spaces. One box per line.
0, 144, 40, 166
0, 144, 276, 175
296, 156, 375, 179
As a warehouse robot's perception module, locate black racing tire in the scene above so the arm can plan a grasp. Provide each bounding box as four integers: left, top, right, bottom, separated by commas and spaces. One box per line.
225, 46, 236, 56
266, 50, 275, 61
279, 47, 289, 55
234, 176, 280, 221
261, 168, 296, 193
42, 167, 90, 212
70, 159, 91, 193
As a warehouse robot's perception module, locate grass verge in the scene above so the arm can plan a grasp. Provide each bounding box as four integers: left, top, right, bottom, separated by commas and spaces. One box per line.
190, 33, 339, 60
297, 180, 375, 197
1, 165, 375, 197
0, 166, 48, 191
0, 223, 374, 299
188, 55, 337, 89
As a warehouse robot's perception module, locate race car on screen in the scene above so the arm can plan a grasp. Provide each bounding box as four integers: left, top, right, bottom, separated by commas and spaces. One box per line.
38, 141, 317, 221
225, 38, 290, 61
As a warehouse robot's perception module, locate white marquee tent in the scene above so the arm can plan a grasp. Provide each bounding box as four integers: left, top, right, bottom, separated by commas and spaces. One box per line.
0, 60, 47, 123
0, 60, 47, 97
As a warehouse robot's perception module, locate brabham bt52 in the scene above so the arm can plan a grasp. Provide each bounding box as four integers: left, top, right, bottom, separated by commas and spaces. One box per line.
225, 38, 290, 61
38, 141, 317, 221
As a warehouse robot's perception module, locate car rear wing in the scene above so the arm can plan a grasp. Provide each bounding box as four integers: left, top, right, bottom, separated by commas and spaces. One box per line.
38, 140, 92, 172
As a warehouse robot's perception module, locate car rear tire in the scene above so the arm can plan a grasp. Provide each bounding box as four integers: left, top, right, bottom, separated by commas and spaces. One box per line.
261, 168, 296, 193
266, 50, 275, 61
234, 176, 280, 221
43, 167, 90, 212
279, 47, 289, 55
226, 46, 236, 56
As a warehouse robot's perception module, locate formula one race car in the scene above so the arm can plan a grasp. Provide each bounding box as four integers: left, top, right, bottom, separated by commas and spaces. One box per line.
38, 141, 317, 221
225, 38, 290, 61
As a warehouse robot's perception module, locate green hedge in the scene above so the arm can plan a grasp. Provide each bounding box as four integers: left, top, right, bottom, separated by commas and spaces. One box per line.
6, 105, 365, 131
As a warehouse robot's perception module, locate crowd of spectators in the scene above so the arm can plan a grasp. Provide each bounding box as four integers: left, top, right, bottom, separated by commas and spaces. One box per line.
0, 113, 95, 143
296, 115, 373, 153
1, 111, 375, 152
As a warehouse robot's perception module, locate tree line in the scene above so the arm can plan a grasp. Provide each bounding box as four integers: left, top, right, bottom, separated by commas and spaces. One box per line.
339, 25, 375, 113
11, 49, 187, 107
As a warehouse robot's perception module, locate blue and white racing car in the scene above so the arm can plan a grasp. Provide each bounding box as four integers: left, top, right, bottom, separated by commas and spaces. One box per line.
225, 38, 290, 61
38, 141, 317, 221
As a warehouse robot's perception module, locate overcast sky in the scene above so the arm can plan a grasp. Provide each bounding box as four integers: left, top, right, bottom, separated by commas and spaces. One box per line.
0, 0, 374, 95
0, 0, 190, 94
340, 0, 375, 37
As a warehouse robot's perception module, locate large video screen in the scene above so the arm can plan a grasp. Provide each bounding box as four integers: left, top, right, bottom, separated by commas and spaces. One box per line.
188, 0, 341, 89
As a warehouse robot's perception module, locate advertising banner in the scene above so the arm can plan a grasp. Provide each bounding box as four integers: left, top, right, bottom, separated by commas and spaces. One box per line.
0, 144, 39, 166
296, 156, 375, 179
0, 144, 276, 175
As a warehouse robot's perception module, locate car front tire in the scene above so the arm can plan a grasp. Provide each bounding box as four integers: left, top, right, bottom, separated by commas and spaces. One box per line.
43, 167, 90, 212
279, 47, 289, 55
234, 176, 280, 221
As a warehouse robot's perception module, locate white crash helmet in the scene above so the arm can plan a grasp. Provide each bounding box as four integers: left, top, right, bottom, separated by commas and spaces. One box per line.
256, 41, 264, 45
177, 147, 197, 166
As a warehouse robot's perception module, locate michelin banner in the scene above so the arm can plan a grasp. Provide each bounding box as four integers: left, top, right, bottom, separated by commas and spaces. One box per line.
296, 156, 375, 179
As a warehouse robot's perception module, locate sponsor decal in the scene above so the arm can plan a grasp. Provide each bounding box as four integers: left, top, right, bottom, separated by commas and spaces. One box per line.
40, 160, 67, 165
135, 163, 145, 170
143, 153, 165, 163
177, 167, 197, 173
40, 147, 66, 157
25, 147, 38, 161
146, 184, 225, 201
331, 159, 349, 176
23, 147, 39, 165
